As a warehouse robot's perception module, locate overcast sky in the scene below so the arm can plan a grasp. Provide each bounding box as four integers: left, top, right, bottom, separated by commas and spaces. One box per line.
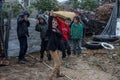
57, 0, 67, 2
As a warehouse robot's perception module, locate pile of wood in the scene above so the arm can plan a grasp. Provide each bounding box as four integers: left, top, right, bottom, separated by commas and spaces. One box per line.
81, 12, 107, 36
95, 3, 114, 21
80, 3, 115, 36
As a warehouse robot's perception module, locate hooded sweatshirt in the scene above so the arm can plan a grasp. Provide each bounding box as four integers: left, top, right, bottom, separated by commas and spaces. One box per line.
17, 10, 30, 38
35, 15, 48, 40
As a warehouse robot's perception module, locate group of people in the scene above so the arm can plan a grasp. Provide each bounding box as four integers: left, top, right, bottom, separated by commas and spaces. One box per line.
17, 10, 83, 80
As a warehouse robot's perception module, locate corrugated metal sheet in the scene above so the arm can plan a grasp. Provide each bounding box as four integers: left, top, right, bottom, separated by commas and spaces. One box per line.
5, 0, 16, 3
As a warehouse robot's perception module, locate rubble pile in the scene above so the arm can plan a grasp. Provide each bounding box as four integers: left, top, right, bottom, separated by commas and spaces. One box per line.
95, 3, 114, 21
81, 3, 114, 36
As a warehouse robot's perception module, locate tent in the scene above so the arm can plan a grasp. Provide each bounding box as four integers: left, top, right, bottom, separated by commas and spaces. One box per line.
93, 0, 120, 41
101, 0, 120, 36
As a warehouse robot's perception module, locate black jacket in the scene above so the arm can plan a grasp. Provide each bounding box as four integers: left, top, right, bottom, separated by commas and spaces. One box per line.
35, 15, 48, 40
47, 16, 62, 51
17, 15, 30, 38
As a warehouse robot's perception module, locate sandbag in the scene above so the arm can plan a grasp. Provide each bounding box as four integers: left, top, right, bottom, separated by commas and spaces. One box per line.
53, 11, 76, 20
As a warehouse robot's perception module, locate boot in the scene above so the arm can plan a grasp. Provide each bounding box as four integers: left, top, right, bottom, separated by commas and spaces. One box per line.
40, 52, 44, 62
47, 52, 52, 61
49, 68, 58, 80
49, 74, 56, 80
39, 58, 43, 62
50, 67, 64, 78
56, 69, 64, 77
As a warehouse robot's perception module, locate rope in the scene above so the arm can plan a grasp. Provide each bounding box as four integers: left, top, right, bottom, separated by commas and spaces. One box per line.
27, 54, 74, 80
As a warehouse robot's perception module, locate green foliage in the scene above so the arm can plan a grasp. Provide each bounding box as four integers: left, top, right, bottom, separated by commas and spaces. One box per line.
65, 0, 80, 9
32, 0, 59, 12
3, 1, 33, 18
3, 3, 11, 18
11, 2, 23, 17
3, 2, 22, 18
80, 0, 99, 11
73, 0, 81, 9
26, 5, 34, 14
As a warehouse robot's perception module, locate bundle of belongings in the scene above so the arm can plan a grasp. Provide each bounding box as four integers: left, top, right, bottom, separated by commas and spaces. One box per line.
53, 11, 76, 20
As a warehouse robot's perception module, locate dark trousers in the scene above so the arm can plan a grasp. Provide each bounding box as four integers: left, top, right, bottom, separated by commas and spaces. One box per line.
40, 39, 51, 60
18, 36, 28, 61
72, 39, 81, 55
61, 40, 71, 58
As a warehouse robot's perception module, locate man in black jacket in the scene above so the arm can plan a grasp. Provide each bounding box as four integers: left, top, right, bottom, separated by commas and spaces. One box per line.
17, 10, 30, 64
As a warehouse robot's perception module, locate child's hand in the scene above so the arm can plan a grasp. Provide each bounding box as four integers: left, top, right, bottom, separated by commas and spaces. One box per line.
52, 29, 56, 32
24, 15, 28, 21
53, 13, 57, 17
50, 10, 54, 16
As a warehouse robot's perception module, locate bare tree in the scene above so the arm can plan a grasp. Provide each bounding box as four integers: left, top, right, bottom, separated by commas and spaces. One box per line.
0, 0, 6, 59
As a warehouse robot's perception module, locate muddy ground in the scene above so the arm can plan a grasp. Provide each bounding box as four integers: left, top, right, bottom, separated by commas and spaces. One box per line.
0, 47, 120, 80
1, 18, 120, 80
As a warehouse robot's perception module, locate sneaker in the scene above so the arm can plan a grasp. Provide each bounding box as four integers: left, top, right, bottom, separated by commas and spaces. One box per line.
57, 73, 65, 77
49, 74, 56, 80
48, 56, 52, 61
39, 58, 43, 62
47, 52, 51, 61
67, 54, 71, 57
77, 54, 80, 57
23, 58, 29, 62
62, 55, 66, 59
18, 60, 26, 64
48, 58, 52, 61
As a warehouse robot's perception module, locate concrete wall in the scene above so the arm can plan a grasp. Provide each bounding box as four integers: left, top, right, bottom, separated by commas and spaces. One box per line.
8, 18, 40, 57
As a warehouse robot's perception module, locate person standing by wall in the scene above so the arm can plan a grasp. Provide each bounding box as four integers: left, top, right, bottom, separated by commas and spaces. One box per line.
70, 16, 83, 56
17, 10, 30, 64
